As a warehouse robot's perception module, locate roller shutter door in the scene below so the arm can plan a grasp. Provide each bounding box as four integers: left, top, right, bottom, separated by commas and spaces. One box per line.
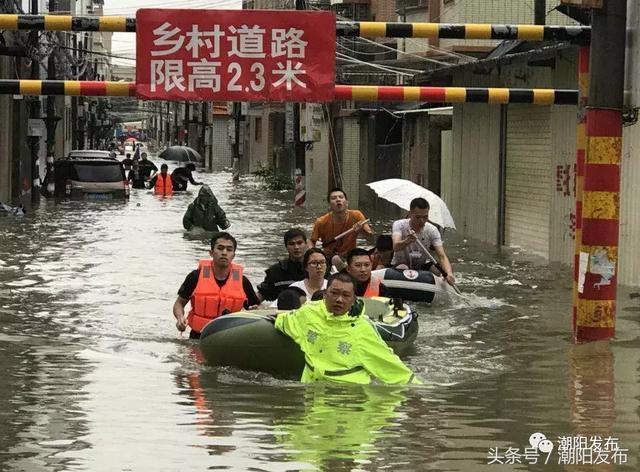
504, 105, 551, 257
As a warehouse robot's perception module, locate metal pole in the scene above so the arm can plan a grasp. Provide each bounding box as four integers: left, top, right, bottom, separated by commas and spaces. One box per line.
575, 1, 627, 343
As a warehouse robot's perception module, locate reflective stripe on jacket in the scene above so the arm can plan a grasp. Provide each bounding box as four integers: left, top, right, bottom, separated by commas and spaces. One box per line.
187, 260, 246, 333
275, 300, 420, 385
363, 277, 380, 297
154, 173, 173, 194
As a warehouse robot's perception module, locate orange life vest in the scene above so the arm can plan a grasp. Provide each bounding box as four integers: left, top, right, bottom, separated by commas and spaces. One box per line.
154, 173, 173, 194
187, 260, 246, 333
363, 276, 380, 297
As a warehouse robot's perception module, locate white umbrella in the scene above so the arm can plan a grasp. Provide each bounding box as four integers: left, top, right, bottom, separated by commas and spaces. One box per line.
366, 178, 456, 230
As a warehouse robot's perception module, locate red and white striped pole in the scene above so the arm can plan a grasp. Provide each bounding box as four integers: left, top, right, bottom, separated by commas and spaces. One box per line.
294, 168, 305, 206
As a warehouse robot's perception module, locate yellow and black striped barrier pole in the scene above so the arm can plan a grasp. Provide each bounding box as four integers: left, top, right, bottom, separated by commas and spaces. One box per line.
334, 85, 578, 104
0, 80, 578, 104
0, 80, 136, 96
337, 22, 590, 42
0, 14, 591, 42
0, 14, 135, 32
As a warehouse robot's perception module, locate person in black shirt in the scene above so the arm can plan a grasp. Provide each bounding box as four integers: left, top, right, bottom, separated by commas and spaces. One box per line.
122, 153, 133, 177
173, 232, 260, 338
345, 247, 391, 297
257, 228, 308, 302
171, 163, 203, 191
139, 153, 158, 180
128, 159, 147, 189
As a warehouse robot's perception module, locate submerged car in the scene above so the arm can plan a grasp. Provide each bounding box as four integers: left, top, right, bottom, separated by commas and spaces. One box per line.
53, 157, 129, 200
68, 149, 116, 159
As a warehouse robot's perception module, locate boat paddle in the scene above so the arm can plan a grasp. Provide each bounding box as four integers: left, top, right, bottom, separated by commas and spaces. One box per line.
322, 218, 371, 248
411, 233, 464, 296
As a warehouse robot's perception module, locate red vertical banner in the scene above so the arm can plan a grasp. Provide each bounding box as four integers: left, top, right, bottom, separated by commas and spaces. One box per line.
135, 9, 336, 102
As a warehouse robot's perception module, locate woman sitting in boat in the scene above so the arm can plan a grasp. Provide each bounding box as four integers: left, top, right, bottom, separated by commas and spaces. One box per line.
287, 248, 329, 300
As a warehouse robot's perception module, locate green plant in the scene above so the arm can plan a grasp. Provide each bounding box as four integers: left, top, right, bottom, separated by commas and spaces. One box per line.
253, 166, 294, 191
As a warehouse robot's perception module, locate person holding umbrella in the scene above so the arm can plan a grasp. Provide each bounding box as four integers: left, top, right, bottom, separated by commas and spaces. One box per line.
171, 163, 203, 191
391, 197, 456, 286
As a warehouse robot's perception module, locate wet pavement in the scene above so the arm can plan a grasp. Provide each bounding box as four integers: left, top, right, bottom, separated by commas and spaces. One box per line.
1, 163, 639, 471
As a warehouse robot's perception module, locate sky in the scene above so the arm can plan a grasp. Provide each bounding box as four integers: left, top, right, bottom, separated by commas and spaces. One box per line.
104, 0, 242, 65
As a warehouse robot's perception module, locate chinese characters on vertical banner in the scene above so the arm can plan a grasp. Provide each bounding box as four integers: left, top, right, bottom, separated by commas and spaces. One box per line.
136, 9, 336, 102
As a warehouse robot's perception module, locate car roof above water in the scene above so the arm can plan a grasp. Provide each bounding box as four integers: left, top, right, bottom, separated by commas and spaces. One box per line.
68, 150, 116, 159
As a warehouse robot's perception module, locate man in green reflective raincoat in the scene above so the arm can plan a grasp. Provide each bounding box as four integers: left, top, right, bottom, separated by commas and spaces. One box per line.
182, 185, 230, 232
275, 272, 421, 385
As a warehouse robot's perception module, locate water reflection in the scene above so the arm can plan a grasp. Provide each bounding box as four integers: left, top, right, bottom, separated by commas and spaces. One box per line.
180, 366, 422, 471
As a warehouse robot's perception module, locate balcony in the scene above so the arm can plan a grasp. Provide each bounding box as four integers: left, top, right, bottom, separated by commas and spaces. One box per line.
396, 0, 427, 15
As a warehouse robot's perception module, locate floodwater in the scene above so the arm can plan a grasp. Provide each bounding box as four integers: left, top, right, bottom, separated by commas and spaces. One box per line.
1, 166, 639, 471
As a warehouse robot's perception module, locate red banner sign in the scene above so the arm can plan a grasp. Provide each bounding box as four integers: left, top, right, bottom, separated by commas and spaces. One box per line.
136, 9, 336, 102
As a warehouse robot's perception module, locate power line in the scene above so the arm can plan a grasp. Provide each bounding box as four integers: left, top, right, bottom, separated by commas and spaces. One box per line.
336, 52, 419, 76
57, 44, 135, 62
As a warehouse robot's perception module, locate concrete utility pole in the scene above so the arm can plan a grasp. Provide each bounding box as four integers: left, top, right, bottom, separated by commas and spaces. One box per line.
44, 0, 60, 157
28, 0, 40, 204
534, 0, 546, 25
575, 0, 627, 343
231, 102, 241, 182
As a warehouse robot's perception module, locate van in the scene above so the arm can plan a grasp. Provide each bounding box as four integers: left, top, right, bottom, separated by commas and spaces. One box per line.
54, 158, 129, 200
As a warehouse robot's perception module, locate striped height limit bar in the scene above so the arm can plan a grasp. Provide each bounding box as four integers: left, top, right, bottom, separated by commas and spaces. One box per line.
0, 14, 591, 42
337, 22, 590, 42
334, 85, 578, 104
0, 80, 136, 96
0, 14, 135, 32
0, 81, 579, 104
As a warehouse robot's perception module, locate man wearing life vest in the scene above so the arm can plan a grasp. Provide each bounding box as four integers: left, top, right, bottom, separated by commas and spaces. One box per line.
274, 272, 421, 385
345, 248, 390, 298
173, 232, 260, 339
153, 163, 173, 195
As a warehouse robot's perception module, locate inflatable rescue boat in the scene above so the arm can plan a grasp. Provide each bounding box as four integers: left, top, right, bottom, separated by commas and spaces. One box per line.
199, 297, 418, 378
371, 268, 452, 303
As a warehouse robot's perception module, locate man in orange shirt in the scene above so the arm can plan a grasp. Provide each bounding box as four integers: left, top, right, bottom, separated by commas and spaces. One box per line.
310, 188, 374, 259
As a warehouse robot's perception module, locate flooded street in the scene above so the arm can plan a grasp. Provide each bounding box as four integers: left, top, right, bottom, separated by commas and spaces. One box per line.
1, 167, 639, 471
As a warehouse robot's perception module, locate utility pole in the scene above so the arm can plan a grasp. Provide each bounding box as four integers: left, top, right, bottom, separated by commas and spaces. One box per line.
231, 102, 241, 182
201, 102, 208, 168
28, 0, 41, 204
534, 0, 546, 25
184, 101, 190, 146
574, 1, 627, 343
44, 0, 61, 157
165, 101, 170, 146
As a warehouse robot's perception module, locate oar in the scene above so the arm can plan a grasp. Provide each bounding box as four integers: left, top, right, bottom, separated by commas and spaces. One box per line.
322, 218, 371, 248
412, 235, 464, 296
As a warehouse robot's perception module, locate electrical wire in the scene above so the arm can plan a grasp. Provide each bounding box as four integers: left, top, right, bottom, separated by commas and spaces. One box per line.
338, 37, 452, 67
322, 104, 342, 188
103, 0, 241, 14
309, 3, 476, 66
337, 52, 422, 75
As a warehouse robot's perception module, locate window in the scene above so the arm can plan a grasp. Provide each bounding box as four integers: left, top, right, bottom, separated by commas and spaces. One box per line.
72, 162, 124, 182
